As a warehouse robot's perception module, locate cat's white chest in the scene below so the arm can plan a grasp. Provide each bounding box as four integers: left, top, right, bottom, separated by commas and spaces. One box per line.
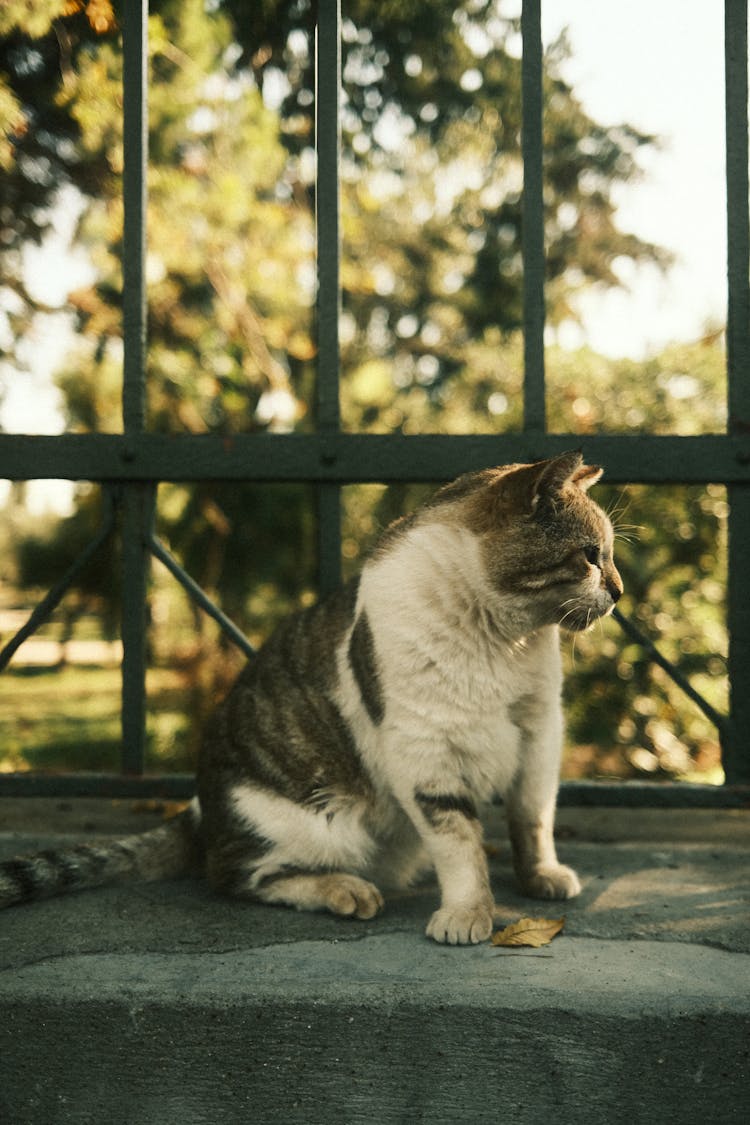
422, 633, 557, 794
352, 523, 563, 800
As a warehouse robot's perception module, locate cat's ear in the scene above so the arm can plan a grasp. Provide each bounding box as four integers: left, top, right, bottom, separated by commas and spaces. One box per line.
533, 450, 586, 498
503, 450, 586, 514
571, 462, 603, 492
473, 451, 602, 527
534, 450, 603, 499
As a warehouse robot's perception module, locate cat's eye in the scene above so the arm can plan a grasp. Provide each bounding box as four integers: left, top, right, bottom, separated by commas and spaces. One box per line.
583, 545, 601, 567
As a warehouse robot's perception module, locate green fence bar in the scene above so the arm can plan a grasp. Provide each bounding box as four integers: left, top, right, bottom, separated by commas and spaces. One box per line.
2, 432, 749, 486
316, 0, 342, 435
149, 533, 256, 660
520, 0, 546, 434
120, 484, 154, 775
725, 0, 750, 782
315, 0, 343, 595
122, 0, 148, 435
120, 0, 150, 774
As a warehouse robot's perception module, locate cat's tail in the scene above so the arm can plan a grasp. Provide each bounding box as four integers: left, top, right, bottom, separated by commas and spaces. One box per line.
0, 800, 202, 909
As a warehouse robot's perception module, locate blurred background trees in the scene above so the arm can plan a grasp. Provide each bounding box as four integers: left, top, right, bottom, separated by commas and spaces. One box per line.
0, 0, 727, 780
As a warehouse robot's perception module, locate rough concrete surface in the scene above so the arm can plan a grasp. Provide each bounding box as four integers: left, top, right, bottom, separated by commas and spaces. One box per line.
0, 800, 748, 1124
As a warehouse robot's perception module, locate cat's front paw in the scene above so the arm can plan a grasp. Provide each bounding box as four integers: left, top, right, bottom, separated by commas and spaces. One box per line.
426, 904, 494, 945
521, 863, 581, 900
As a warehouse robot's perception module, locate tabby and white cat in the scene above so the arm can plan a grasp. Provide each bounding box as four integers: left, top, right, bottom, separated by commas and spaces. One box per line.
0, 451, 622, 944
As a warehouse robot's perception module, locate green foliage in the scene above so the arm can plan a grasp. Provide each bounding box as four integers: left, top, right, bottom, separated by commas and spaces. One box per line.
154, 481, 318, 633
547, 334, 727, 435
561, 478, 727, 781
0, 0, 117, 307
330, 5, 667, 431
2, 0, 663, 428
50, 0, 316, 436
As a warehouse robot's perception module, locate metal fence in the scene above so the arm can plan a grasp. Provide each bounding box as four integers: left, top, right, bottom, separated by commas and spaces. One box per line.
0, 0, 749, 805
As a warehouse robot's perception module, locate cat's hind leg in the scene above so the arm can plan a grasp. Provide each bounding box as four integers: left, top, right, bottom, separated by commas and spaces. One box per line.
254, 869, 384, 919
206, 838, 386, 919
208, 783, 385, 920
207, 846, 385, 919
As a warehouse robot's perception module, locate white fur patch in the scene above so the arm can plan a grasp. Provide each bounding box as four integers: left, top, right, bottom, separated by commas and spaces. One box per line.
343, 520, 565, 805
230, 784, 375, 886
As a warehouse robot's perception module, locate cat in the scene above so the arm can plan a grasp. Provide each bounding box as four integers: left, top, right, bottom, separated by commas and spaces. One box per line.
0, 451, 622, 944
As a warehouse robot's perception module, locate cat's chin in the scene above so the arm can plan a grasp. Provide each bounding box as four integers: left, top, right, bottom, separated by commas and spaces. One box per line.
558, 606, 613, 633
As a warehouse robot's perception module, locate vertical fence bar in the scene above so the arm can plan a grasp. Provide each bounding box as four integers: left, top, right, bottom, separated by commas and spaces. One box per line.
120, 484, 155, 773
315, 0, 343, 597
121, 0, 150, 773
724, 0, 750, 783
520, 0, 546, 436
122, 0, 148, 434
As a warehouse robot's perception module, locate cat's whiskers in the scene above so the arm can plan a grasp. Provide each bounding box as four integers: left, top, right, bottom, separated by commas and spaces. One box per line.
613, 524, 642, 545
558, 598, 587, 632
606, 492, 642, 545
606, 490, 634, 525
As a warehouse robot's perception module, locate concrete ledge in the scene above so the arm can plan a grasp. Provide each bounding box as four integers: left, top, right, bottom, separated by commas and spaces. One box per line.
3, 940, 749, 1125
1, 803, 749, 1124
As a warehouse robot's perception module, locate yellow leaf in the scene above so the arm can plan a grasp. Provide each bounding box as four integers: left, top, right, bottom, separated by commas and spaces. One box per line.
491, 916, 565, 949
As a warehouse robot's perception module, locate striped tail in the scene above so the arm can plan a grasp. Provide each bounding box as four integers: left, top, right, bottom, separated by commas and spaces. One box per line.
0, 804, 201, 909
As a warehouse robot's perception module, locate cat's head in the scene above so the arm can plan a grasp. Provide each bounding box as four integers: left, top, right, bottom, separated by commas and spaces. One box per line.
437, 451, 623, 633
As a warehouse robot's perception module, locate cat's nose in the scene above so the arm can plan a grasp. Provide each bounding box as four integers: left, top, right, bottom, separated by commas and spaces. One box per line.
606, 570, 623, 603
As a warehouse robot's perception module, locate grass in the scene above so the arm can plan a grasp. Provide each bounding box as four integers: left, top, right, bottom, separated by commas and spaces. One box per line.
0, 664, 196, 774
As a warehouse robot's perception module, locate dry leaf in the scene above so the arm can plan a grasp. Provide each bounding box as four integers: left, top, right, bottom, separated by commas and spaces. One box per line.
491, 915, 565, 949
129, 799, 191, 821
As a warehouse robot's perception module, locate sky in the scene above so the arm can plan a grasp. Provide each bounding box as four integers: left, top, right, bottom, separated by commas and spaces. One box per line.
0, 0, 732, 507
541, 0, 727, 356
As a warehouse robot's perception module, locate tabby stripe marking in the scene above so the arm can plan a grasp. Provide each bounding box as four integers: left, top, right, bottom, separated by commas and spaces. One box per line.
348, 611, 385, 725
414, 791, 478, 828
1, 858, 40, 901
254, 863, 334, 891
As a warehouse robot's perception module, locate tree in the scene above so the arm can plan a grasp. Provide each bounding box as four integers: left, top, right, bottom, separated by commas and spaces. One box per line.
1, 1, 666, 427
0, 1, 118, 397
226, 2, 668, 430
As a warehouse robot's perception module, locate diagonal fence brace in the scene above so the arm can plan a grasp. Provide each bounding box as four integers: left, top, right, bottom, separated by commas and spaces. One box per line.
148, 534, 256, 660
0, 488, 118, 673
612, 606, 728, 737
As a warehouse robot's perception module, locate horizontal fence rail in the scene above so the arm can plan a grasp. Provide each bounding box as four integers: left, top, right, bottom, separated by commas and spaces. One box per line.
1, 432, 750, 484
1, 772, 746, 809
1, 0, 749, 803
